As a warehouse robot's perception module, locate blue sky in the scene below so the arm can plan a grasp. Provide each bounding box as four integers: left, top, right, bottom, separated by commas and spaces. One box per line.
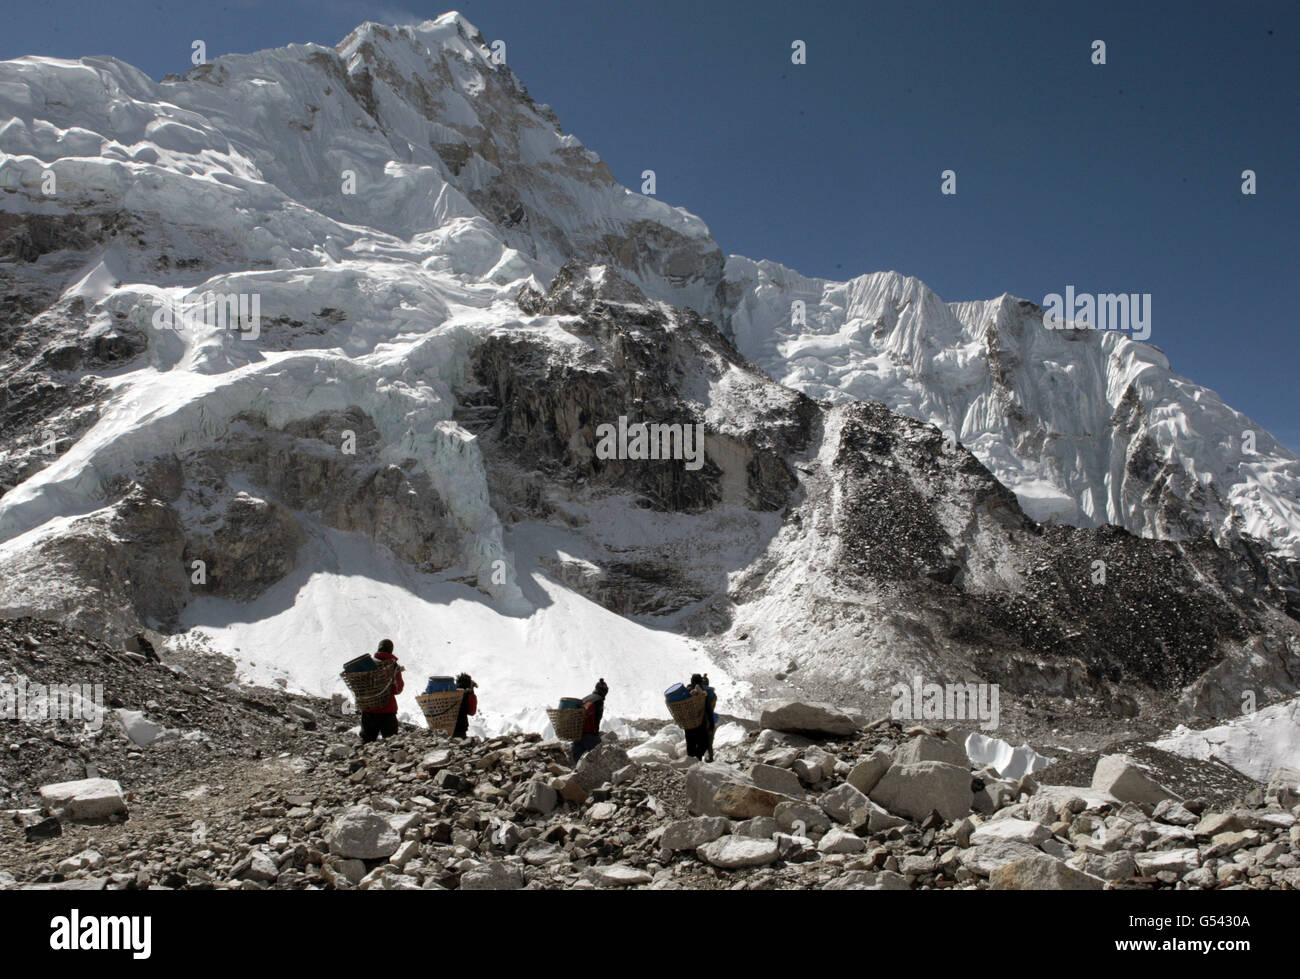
5, 0, 1297, 449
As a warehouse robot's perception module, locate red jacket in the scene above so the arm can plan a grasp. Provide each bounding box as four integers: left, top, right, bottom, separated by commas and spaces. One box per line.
369, 650, 403, 714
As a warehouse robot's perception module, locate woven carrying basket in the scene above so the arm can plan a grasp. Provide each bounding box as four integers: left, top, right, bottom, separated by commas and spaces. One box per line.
667, 690, 708, 729
340, 659, 398, 712
547, 707, 585, 742
417, 690, 465, 734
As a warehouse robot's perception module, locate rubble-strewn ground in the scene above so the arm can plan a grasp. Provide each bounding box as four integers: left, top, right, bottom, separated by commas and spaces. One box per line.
3, 615, 1298, 891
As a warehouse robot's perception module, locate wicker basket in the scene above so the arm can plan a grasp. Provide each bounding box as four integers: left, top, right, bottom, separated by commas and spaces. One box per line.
417, 690, 465, 734
340, 659, 398, 712
547, 706, 585, 742
667, 690, 707, 729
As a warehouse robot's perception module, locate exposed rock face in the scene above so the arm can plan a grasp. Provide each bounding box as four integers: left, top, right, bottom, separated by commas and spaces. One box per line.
869, 762, 975, 823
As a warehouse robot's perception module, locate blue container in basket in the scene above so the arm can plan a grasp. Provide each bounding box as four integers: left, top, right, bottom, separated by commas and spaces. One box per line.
425, 675, 456, 693
343, 655, 379, 674
665, 683, 691, 703
558, 697, 583, 710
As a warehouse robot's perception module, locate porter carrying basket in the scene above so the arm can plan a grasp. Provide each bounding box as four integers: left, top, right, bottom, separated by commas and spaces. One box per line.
667, 690, 707, 729
417, 689, 465, 734
340, 658, 399, 712
547, 706, 585, 742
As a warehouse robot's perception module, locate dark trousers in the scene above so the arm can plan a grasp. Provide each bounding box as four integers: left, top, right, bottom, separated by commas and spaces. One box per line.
360, 712, 399, 743
571, 733, 600, 764
685, 724, 712, 760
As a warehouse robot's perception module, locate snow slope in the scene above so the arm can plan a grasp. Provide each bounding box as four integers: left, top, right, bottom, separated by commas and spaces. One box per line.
181, 521, 741, 735
1151, 696, 1300, 782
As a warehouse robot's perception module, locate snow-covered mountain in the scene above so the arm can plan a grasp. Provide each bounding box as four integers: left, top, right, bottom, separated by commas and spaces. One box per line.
1, 12, 1298, 733
723, 257, 1300, 578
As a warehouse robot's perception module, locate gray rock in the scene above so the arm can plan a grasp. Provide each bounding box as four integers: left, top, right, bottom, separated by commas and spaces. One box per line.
583, 864, 652, 887
698, 835, 780, 869
818, 828, 866, 853
733, 816, 779, 839
970, 818, 1052, 848
1152, 799, 1198, 826
714, 782, 794, 819
1134, 848, 1200, 876
895, 734, 969, 769
1266, 765, 1300, 809
774, 800, 832, 835
1091, 754, 1179, 806
522, 778, 557, 815
1068, 850, 1136, 882
990, 854, 1105, 890
823, 870, 910, 890
750, 763, 805, 798
846, 749, 892, 795
661, 816, 731, 851
758, 702, 857, 737
575, 743, 632, 791
686, 762, 748, 816
869, 761, 974, 823
459, 860, 525, 890
819, 782, 871, 824
959, 840, 1044, 876
38, 778, 127, 821
850, 801, 908, 834
327, 805, 400, 860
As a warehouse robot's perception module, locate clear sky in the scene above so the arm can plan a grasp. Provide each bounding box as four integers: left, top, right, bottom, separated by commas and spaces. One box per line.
4, 0, 1297, 448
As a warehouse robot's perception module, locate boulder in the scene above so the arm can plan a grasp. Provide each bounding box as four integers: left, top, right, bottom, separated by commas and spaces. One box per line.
714, 782, 793, 819
327, 805, 400, 860
39, 778, 127, 821
774, 801, 832, 836
958, 841, 1044, 876
990, 854, 1105, 890
553, 773, 588, 804
868, 761, 974, 822
846, 749, 892, 795
733, 817, 780, 839
1266, 765, 1300, 809
1134, 848, 1200, 876
661, 816, 731, 851
1091, 754, 1179, 806
895, 735, 968, 769
1192, 811, 1248, 838
1152, 799, 1198, 826
969, 818, 1052, 848
758, 702, 857, 737
849, 801, 908, 834
698, 836, 780, 869
1067, 850, 1137, 882
749, 763, 805, 798
686, 762, 748, 816
575, 743, 631, 791
584, 864, 652, 888
823, 870, 910, 890
460, 861, 525, 890
521, 778, 558, 815
819, 782, 871, 824
818, 828, 866, 854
